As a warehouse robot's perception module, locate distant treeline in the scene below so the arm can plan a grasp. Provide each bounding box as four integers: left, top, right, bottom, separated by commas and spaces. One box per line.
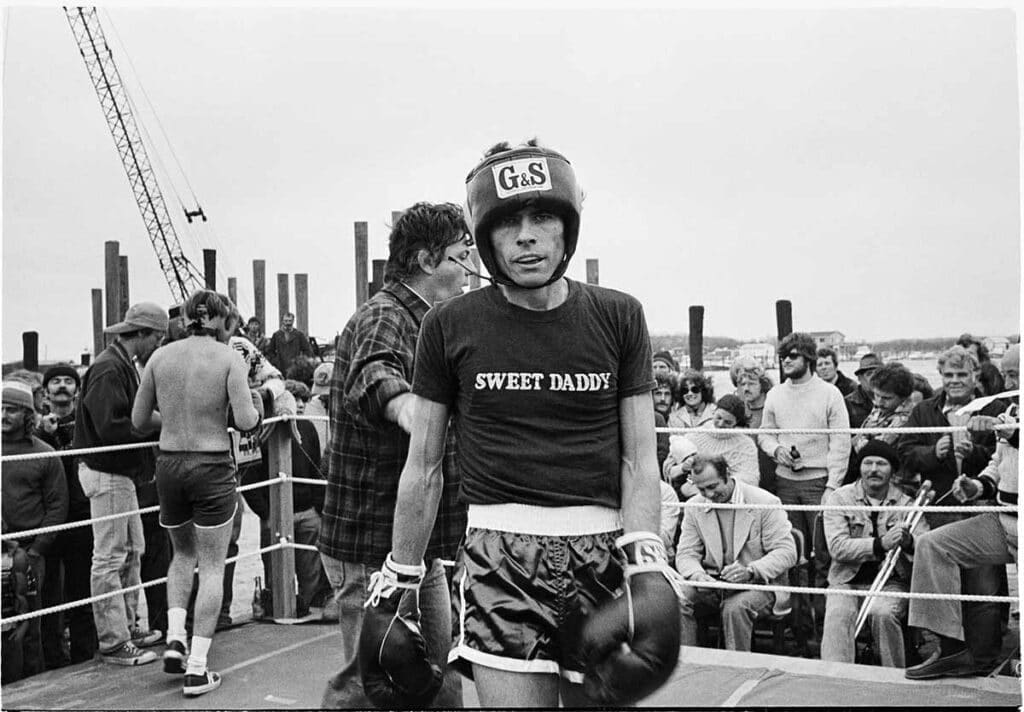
650, 335, 745, 353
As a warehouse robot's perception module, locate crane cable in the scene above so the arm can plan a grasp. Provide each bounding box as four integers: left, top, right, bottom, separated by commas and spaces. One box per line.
99, 9, 254, 317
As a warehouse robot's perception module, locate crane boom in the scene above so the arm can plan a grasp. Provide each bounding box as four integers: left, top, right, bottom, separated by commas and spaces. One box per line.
64, 6, 204, 303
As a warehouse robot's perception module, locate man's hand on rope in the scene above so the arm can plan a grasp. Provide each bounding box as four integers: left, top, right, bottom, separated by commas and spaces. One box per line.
934, 434, 953, 459
880, 527, 903, 552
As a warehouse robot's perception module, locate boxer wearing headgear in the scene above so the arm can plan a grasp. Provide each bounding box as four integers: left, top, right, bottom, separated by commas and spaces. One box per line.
362, 140, 680, 708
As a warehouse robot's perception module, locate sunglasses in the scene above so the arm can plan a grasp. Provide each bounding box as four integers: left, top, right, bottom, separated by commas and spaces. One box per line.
780, 352, 804, 361
682, 385, 703, 394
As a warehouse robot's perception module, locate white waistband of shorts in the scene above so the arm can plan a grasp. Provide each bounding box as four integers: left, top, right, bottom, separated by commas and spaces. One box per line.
467, 503, 622, 536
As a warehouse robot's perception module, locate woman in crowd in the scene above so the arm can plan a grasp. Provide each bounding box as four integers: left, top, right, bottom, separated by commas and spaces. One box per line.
681, 394, 760, 488
668, 368, 716, 429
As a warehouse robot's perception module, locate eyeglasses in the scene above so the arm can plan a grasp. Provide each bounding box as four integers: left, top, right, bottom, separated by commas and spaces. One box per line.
780, 352, 803, 361
683, 385, 703, 394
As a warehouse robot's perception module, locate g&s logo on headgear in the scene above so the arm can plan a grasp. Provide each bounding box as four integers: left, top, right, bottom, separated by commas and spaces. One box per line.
492, 158, 552, 199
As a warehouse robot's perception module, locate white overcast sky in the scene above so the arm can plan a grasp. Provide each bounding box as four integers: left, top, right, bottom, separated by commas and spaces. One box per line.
2, 2, 1021, 362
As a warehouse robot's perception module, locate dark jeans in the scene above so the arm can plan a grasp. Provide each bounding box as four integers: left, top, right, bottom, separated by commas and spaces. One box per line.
40, 526, 98, 667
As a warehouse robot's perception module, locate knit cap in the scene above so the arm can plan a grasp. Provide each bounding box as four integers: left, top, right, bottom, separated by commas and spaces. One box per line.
856, 439, 900, 472
652, 350, 679, 373
42, 364, 81, 390
2, 381, 36, 412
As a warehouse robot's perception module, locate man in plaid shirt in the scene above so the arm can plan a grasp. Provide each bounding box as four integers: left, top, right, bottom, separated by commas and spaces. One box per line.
317, 202, 471, 708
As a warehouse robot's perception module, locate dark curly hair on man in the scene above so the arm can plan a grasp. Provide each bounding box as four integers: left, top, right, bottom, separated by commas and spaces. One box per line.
870, 362, 915, 399
383, 202, 469, 283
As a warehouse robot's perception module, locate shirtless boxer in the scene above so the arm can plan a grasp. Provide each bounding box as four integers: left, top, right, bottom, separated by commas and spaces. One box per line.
132, 290, 261, 697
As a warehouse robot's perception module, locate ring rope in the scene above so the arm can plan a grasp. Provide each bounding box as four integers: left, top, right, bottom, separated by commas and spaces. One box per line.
4, 420, 1015, 463
0, 542, 286, 626
680, 578, 1016, 603
673, 501, 1016, 514
0, 478, 281, 542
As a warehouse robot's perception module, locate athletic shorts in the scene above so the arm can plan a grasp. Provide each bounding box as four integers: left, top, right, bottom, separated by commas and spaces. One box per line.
155, 450, 237, 529
448, 503, 624, 682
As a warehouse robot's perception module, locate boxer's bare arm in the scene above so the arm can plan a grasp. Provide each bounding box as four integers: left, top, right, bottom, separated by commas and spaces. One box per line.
619, 392, 661, 534
226, 354, 259, 432
391, 395, 448, 566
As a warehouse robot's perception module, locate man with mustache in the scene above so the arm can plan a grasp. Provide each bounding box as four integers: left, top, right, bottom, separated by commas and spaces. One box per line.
35, 365, 97, 668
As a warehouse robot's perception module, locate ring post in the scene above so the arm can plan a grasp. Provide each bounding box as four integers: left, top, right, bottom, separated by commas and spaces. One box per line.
267, 421, 297, 619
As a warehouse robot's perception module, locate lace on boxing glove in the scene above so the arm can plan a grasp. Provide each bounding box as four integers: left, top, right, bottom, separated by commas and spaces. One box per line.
359, 554, 441, 708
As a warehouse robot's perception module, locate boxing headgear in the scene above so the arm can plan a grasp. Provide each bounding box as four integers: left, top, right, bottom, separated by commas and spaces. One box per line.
464, 144, 582, 289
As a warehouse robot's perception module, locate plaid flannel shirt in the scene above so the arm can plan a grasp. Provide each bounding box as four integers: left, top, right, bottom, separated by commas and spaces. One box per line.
318, 281, 465, 565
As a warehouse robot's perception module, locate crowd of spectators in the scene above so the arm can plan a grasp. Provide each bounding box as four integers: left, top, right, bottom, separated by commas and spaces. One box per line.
1, 311, 330, 684
0, 324, 1017, 684
651, 335, 1019, 675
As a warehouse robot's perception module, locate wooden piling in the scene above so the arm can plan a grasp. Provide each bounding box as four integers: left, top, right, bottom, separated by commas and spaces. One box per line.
227, 277, 238, 307
355, 222, 369, 305
203, 249, 217, 290
253, 260, 266, 327
118, 255, 129, 320
370, 259, 386, 297
22, 332, 39, 372
295, 274, 309, 334
688, 305, 704, 371
104, 241, 120, 328
91, 289, 103, 356
277, 273, 290, 326
775, 299, 793, 379
586, 259, 599, 286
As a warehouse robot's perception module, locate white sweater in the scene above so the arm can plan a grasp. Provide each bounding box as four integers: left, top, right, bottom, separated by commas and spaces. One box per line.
758, 375, 851, 488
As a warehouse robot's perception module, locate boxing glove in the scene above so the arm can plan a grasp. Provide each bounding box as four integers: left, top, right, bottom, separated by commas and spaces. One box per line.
358, 554, 442, 708
581, 531, 682, 705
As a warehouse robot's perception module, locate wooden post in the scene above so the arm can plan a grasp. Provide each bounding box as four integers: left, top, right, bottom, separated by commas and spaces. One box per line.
22, 332, 39, 372
253, 260, 266, 327
295, 274, 309, 334
81, 353, 91, 366
227, 277, 238, 307
370, 260, 386, 297
688, 305, 704, 371
203, 249, 216, 290
586, 258, 599, 286
266, 423, 296, 620
91, 289, 104, 357
355, 222, 369, 305
468, 248, 481, 290
118, 255, 130, 320
104, 241, 121, 328
776, 299, 793, 380
277, 273, 290, 326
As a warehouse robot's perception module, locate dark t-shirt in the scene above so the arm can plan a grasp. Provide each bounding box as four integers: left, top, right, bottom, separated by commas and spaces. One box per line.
413, 280, 655, 508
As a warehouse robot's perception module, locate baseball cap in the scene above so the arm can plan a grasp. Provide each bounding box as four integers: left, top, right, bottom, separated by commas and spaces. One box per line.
104, 302, 169, 334
311, 361, 333, 396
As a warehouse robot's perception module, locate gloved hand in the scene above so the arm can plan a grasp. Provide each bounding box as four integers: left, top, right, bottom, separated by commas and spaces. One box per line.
358, 554, 441, 708
580, 532, 682, 705
898, 527, 914, 553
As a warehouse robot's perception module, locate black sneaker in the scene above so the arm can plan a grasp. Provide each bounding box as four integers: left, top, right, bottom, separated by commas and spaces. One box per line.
101, 641, 158, 666
163, 639, 188, 675
183, 670, 222, 697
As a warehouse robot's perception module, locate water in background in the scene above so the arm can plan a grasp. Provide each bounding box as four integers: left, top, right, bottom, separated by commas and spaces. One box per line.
707, 358, 941, 399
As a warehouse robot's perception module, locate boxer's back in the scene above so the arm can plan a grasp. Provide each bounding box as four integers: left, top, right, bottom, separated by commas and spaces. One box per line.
149, 336, 250, 452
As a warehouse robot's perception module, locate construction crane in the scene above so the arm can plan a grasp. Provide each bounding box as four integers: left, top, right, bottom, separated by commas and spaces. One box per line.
64, 6, 205, 303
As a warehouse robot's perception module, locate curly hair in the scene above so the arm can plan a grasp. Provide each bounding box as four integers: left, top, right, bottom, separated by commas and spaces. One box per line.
674, 368, 714, 406
777, 332, 817, 370
870, 362, 915, 399
384, 202, 470, 283
937, 345, 980, 374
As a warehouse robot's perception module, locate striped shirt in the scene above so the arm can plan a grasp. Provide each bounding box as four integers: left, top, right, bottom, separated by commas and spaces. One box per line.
317, 281, 464, 565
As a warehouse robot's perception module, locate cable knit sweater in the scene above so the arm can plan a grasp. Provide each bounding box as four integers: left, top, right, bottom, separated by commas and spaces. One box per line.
687, 428, 760, 488
758, 375, 851, 488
